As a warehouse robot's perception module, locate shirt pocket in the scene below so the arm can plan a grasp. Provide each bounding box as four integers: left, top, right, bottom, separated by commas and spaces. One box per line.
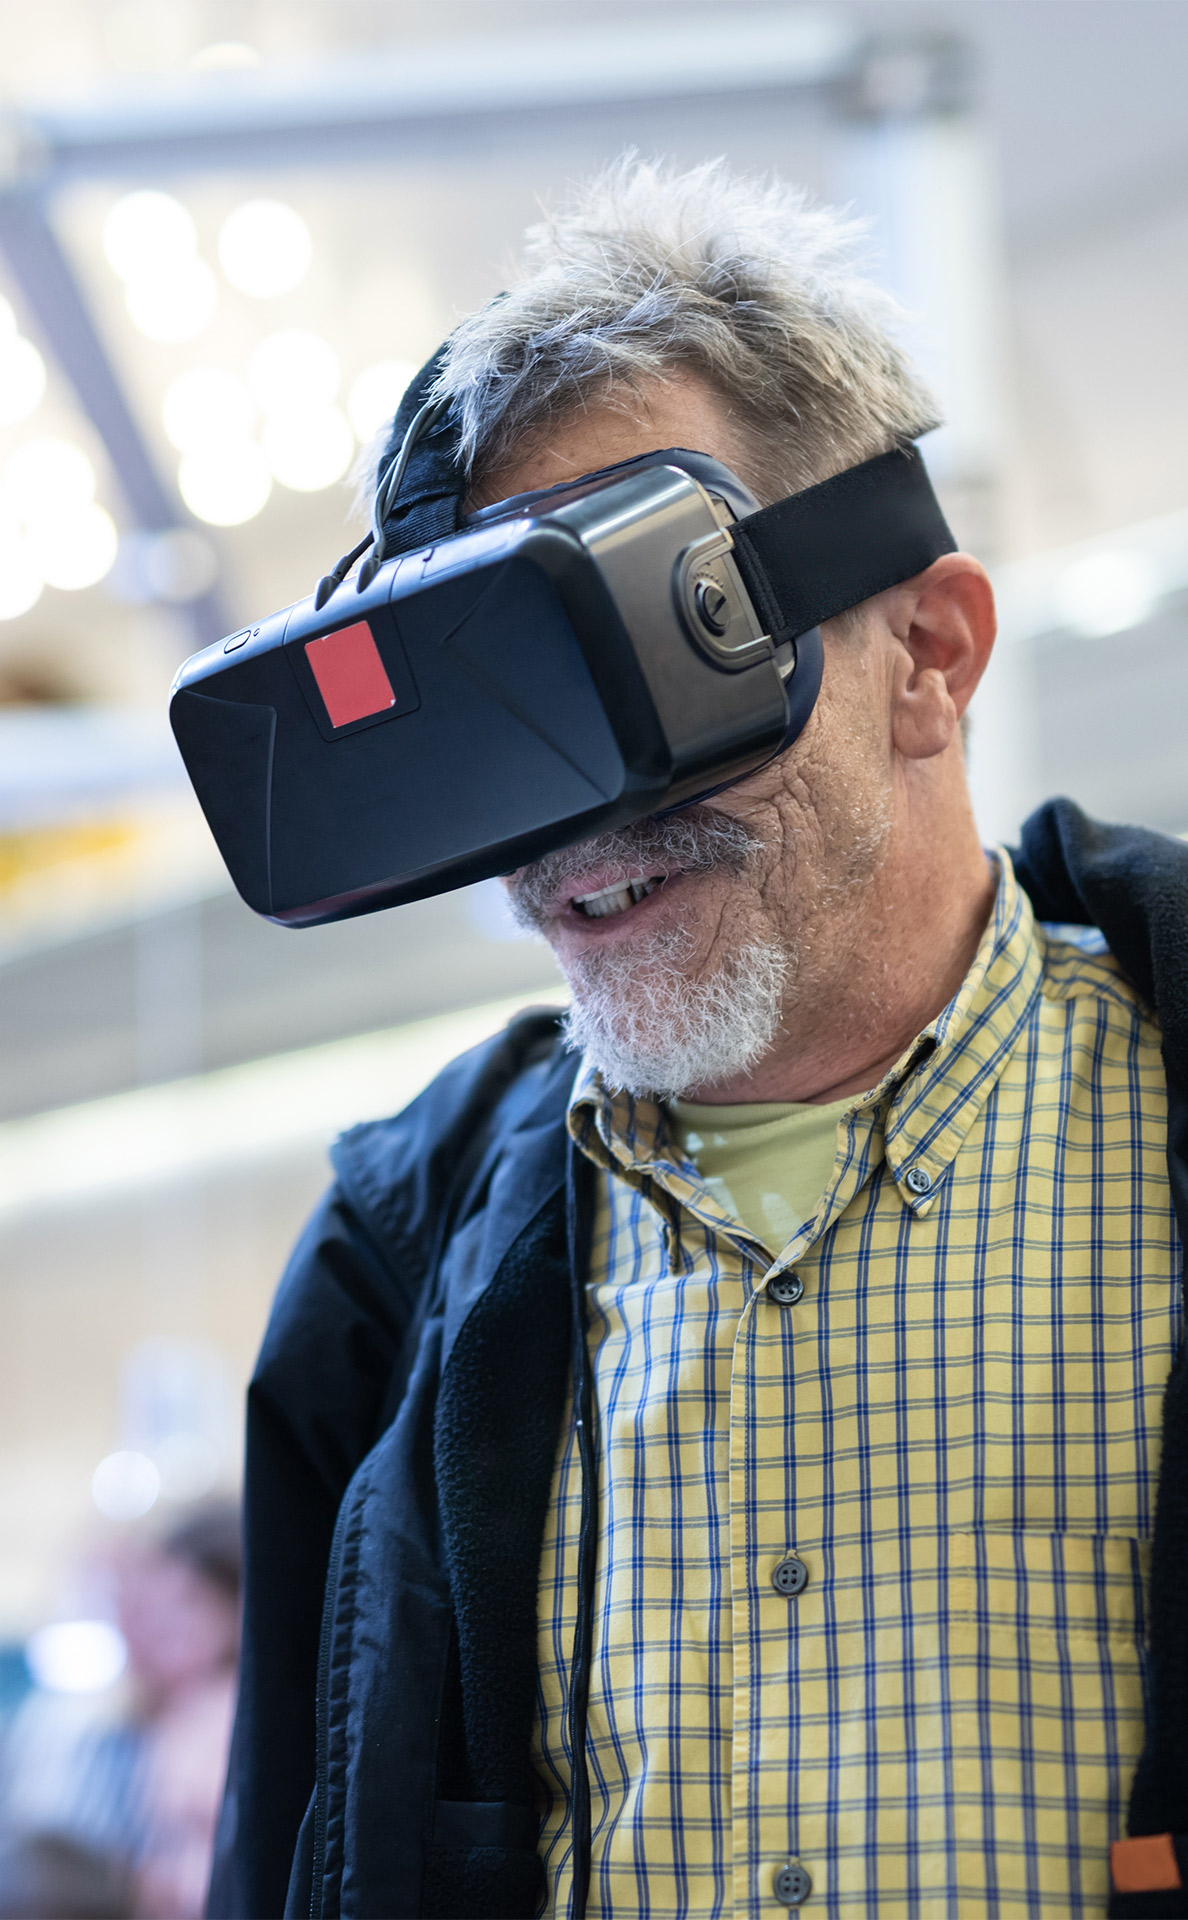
944, 1529, 1150, 1895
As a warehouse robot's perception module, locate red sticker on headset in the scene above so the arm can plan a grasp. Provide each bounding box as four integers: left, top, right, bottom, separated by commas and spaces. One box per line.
304, 622, 397, 728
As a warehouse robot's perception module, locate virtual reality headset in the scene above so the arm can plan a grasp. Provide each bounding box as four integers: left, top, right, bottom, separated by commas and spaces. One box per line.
171, 351, 955, 928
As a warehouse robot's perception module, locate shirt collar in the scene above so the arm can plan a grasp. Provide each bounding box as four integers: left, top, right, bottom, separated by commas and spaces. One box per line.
567, 852, 1042, 1223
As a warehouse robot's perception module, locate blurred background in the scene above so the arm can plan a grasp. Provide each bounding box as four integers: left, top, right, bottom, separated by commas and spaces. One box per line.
0, 0, 1185, 1910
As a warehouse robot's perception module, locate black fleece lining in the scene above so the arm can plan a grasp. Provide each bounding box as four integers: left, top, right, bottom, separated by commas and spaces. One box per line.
433, 1183, 572, 1811
421, 1840, 544, 1919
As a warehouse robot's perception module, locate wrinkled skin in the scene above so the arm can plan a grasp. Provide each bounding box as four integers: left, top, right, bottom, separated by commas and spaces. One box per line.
486, 373, 998, 1104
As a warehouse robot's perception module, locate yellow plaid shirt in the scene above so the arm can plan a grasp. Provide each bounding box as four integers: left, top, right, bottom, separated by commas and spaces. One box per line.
531, 854, 1182, 1919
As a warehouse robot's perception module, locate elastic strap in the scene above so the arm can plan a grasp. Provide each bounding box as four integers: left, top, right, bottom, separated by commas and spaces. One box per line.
731, 443, 957, 645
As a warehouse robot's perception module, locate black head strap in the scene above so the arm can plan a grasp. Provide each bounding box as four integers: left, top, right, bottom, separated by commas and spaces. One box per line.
313, 341, 469, 609
336, 334, 955, 648
466, 437, 955, 645
372, 340, 466, 558
730, 443, 957, 645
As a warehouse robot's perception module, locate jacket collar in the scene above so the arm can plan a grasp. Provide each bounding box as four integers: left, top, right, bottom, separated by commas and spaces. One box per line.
439, 1044, 577, 1375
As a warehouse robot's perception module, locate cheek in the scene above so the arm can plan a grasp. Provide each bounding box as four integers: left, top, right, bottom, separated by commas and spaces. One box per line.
795, 661, 893, 815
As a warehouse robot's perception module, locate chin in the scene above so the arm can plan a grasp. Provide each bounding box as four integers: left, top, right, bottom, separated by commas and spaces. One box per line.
560, 932, 788, 1100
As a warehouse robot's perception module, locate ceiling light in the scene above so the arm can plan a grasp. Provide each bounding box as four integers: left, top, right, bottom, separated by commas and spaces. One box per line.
219, 199, 312, 299
262, 406, 354, 492
178, 440, 271, 525
348, 359, 417, 442
0, 332, 46, 425
124, 258, 218, 343
248, 328, 339, 412
0, 534, 42, 619
162, 366, 253, 451
1053, 549, 1160, 639
3, 438, 96, 518
103, 190, 197, 282
26, 1619, 128, 1693
30, 504, 119, 592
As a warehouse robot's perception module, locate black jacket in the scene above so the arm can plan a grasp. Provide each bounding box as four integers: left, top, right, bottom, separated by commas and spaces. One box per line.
208, 801, 1188, 1920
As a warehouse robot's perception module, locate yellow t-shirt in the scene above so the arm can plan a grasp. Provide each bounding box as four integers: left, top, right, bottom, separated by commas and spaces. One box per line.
666, 1093, 856, 1253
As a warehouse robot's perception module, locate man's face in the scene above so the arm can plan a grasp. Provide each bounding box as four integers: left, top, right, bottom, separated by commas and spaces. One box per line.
491, 376, 897, 1099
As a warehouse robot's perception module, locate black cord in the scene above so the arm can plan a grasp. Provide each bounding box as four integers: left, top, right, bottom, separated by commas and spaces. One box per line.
313, 532, 373, 612
565, 1139, 598, 1920
312, 394, 452, 611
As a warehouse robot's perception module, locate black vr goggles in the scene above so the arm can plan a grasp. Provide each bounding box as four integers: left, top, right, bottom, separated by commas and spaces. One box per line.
171, 347, 956, 928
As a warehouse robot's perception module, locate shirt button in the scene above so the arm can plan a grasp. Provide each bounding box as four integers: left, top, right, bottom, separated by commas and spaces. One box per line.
766, 1272, 804, 1306
904, 1164, 932, 1195
771, 1553, 809, 1597
774, 1861, 812, 1905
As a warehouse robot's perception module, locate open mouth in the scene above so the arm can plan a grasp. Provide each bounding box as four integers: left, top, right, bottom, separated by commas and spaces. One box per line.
571, 874, 664, 919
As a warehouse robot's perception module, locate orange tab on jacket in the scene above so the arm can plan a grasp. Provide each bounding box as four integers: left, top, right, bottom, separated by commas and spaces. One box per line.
1111, 1834, 1183, 1894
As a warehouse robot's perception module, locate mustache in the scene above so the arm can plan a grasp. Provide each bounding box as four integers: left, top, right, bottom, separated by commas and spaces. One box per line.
505, 805, 763, 931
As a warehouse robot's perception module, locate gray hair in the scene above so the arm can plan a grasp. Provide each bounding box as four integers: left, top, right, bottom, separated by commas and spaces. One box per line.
431, 155, 941, 507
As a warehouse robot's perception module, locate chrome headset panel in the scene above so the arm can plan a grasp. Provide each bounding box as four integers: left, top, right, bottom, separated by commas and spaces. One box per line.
170, 391, 955, 928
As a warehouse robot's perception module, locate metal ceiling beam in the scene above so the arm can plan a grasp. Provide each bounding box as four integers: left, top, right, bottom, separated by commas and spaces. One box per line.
0, 11, 859, 653
13, 14, 858, 180
0, 193, 175, 528
0, 187, 230, 642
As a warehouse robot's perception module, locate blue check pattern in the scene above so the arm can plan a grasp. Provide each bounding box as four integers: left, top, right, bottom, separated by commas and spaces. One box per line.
531, 855, 1182, 1918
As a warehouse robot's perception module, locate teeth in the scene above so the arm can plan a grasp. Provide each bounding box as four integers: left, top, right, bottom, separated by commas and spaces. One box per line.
573, 875, 661, 918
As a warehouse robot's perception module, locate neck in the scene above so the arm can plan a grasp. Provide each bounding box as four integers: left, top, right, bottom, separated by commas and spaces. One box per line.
690, 788, 997, 1106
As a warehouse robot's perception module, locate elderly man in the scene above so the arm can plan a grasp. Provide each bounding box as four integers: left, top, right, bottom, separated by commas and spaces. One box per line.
210, 161, 1187, 1920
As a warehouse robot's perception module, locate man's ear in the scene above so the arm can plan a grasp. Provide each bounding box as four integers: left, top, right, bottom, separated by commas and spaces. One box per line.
888, 554, 996, 762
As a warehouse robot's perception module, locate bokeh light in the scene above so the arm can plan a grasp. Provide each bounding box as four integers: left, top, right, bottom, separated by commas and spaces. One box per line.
30, 504, 119, 592
0, 439, 117, 607
0, 334, 46, 426
263, 406, 354, 491
104, 190, 218, 343
103, 190, 197, 282
178, 439, 272, 525
2, 438, 96, 517
26, 1619, 128, 1694
0, 532, 42, 619
125, 257, 218, 343
248, 328, 339, 412
218, 199, 312, 299
1053, 550, 1161, 639
162, 366, 254, 452
91, 1447, 160, 1520
348, 359, 416, 441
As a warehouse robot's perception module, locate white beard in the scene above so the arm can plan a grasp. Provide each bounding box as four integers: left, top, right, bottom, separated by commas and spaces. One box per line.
505, 804, 787, 1098
561, 922, 787, 1099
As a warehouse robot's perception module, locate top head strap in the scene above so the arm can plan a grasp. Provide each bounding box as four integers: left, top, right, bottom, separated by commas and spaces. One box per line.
372, 339, 468, 558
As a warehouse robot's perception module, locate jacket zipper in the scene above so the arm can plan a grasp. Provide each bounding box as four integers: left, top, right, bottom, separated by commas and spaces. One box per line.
310, 1495, 351, 1919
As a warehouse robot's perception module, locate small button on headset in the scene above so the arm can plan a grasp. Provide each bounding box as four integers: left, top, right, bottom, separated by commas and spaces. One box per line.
771, 1553, 809, 1597
693, 574, 730, 635
774, 1861, 812, 1906
767, 1272, 804, 1306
